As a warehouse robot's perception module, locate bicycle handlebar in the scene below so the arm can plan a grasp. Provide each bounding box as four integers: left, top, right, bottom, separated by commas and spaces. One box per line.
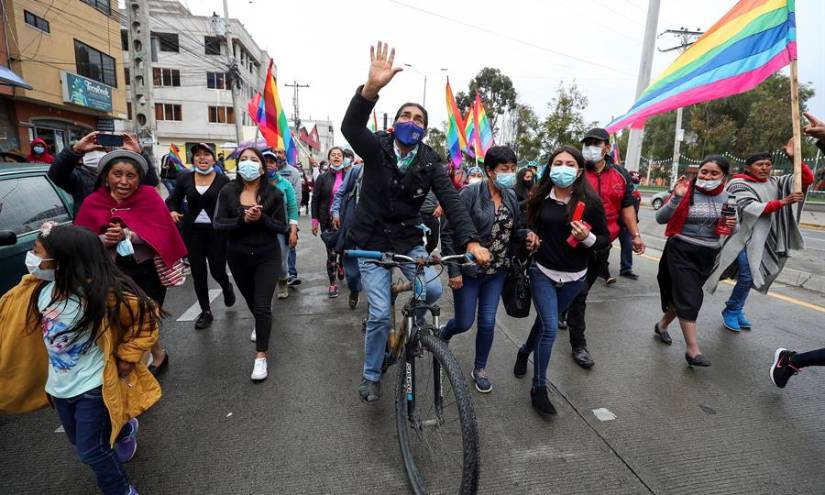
344, 250, 475, 266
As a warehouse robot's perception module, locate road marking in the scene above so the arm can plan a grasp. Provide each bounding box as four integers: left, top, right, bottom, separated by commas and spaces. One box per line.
177, 289, 221, 321
639, 253, 825, 314
55, 425, 64, 433
593, 408, 617, 421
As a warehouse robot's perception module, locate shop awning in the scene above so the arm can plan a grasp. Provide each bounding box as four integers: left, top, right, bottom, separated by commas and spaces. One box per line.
0, 65, 33, 90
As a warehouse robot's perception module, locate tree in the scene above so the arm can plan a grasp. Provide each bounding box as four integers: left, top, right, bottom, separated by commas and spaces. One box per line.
425, 125, 448, 161
512, 104, 542, 161
538, 81, 593, 155
455, 68, 518, 133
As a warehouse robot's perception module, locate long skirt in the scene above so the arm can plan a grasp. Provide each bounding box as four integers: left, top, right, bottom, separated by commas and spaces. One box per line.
657, 237, 719, 321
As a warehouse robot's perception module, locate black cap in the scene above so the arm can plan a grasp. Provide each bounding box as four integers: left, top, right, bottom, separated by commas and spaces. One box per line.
581, 128, 610, 143
190, 143, 215, 158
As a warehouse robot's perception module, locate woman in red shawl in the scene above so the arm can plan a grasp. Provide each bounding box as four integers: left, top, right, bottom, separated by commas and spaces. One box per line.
75, 150, 187, 374
27, 138, 54, 164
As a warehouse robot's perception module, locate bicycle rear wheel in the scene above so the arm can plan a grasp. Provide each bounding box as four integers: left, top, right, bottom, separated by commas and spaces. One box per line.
395, 330, 480, 494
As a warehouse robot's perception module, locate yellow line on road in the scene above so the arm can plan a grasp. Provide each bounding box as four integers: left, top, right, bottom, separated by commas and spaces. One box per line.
638, 253, 825, 314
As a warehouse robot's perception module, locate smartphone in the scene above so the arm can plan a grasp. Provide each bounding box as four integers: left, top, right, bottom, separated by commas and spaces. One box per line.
96, 133, 124, 147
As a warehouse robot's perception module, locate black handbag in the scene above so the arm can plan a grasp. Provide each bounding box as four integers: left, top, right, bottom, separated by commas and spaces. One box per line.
502, 255, 532, 318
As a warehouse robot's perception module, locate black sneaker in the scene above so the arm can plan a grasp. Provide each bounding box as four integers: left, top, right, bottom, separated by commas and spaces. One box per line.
194, 311, 213, 330
358, 378, 381, 403
287, 276, 302, 287
348, 291, 359, 310
620, 271, 639, 280
770, 348, 798, 388
530, 386, 557, 416
513, 349, 529, 378
223, 284, 236, 307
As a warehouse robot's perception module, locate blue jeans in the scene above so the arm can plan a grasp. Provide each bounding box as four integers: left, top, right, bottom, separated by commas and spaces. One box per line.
162, 179, 176, 196
442, 270, 507, 370
52, 387, 131, 495
619, 224, 633, 274
359, 244, 442, 382
277, 234, 289, 279
725, 248, 753, 311
288, 246, 297, 278
343, 254, 362, 293
520, 264, 585, 388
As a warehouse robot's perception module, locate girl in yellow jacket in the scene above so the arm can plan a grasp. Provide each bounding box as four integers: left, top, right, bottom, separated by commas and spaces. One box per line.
0, 223, 162, 495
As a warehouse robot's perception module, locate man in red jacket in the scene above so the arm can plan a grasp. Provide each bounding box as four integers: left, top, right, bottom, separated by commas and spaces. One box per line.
564, 128, 645, 368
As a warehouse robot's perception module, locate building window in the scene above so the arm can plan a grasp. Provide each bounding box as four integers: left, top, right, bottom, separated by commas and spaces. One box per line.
24, 11, 50, 33
155, 103, 182, 121
206, 72, 228, 90
80, 0, 111, 16
127, 102, 132, 120
74, 39, 117, 87
156, 33, 179, 53
152, 68, 180, 87
208, 106, 235, 124
204, 36, 222, 56
124, 67, 130, 84
121, 29, 128, 50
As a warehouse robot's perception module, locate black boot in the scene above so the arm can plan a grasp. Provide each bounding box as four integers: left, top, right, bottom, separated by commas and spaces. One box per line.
223, 284, 236, 307
194, 310, 213, 330
513, 349, 529, 378
530, 386, 557, 416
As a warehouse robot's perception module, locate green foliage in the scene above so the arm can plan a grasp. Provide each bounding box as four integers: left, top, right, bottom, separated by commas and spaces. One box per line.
425, 125, 448, 161
537, 81, 594, 156
455, 68, 518, 131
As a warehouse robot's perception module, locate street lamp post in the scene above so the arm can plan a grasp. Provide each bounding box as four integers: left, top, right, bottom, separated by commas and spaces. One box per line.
403, 66, 448, 109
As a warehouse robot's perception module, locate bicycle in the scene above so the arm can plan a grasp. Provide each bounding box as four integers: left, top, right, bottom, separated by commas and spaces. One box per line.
346, 249, 481, 495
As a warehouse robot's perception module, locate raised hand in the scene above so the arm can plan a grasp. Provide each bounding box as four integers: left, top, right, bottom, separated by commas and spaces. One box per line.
673, 176, 690, 197
72, 131, 103, 154
803, 112, 825, 141
122, 133, 141, 153
361, 41, 403, 100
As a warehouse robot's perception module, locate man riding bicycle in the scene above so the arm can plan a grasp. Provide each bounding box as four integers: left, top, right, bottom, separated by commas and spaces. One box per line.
341, 42, 491, 403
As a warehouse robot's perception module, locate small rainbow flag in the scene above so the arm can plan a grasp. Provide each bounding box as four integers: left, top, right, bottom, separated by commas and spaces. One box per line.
607, 0, 797, 132
445, 81, 467, 169
168, 143, 188, 171
474, 93, 494, 158
464, 109, 478, 158
369, 110, 378, 132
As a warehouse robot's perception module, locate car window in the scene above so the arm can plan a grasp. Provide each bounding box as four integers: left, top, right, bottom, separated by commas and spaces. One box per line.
0, 175, 71, 235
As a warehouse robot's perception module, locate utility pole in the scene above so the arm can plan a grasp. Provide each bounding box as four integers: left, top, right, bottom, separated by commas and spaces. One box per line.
126, 0, 156, 160
222, 0, 244, 145
624, 0, 660, 172
658, 28, 704, 187
285, 80, 309, 132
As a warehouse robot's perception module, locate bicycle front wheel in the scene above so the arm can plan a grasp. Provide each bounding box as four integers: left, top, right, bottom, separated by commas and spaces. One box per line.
395, 330, 480, 494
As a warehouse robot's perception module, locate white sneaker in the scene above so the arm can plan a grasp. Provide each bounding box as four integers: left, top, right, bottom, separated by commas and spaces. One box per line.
250, 327, 256, 342
250, 357, 267, 381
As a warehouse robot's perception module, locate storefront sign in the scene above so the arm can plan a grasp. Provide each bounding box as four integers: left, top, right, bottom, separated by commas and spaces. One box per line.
60, 71, 112, 112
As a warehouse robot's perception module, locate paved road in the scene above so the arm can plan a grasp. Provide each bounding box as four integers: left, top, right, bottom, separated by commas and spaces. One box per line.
2, 215, 825, 494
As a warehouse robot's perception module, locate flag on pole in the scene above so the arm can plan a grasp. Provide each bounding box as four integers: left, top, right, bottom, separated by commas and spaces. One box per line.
260, 59, 298, 164
610, 138, 622, 164
464, 109, 478, 158
167, 143, 188, 171
606, 0, 797, 133
445, 81, 467, 169
474, 93, 494, 157
247, 91, 279, 146
368, 110, 379, 132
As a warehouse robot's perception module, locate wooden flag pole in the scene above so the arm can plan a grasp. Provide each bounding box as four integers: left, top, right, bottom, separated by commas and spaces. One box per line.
790, 59, 803, 192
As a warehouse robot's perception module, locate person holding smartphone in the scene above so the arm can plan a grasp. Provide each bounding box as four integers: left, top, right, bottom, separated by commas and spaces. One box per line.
213, 147, 287, 381
48, 131, 159, 215
513, 146, 609, 416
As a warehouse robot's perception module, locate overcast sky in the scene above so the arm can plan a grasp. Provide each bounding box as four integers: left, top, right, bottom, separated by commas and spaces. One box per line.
187, 0, 824, 151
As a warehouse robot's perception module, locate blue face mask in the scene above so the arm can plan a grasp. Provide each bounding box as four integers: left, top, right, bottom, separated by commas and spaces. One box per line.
33, 146, 45, 154
116, 237, 135, 257
237, 160, 262, 181
494, 172, 516, 189
195, 166, 214, 175
343, 158, 352, 167
266, 169, 278, 179
549, 166, 579, 188
394, 121, 426, 146
330, 162, 346, 171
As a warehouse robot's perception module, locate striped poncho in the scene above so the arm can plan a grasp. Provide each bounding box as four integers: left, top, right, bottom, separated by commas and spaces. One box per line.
705, 173, 805, 294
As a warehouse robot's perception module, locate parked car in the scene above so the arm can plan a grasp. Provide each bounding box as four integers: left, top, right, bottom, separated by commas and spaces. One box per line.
651, 189, 672, 210
0, 163, 74, 294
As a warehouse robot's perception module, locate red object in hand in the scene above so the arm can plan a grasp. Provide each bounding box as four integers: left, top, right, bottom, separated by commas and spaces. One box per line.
567, 220, 591, 248
572, 201, 585, 222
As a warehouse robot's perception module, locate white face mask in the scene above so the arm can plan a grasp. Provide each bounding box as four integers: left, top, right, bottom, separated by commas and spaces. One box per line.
695, 178, 723, 191
582, 145, 604, 163
25, 251, 55, 281
83, 150, 106, 169
468, 177, 484, 185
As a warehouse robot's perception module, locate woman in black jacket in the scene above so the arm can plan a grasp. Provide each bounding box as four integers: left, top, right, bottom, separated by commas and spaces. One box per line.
311, 146, 352, 298
441, 146, 528, 394
166, 143, 235, 330
214, 146, 287, 381
513, 146, 610, 416
514, 167, 535, 211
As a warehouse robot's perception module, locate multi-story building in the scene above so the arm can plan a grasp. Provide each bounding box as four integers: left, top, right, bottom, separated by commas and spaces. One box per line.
118, 0, 269, 164
0, 0, 128, 155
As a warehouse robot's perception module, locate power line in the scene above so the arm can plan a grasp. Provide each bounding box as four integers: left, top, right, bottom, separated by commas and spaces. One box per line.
386, 0, 635, 78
